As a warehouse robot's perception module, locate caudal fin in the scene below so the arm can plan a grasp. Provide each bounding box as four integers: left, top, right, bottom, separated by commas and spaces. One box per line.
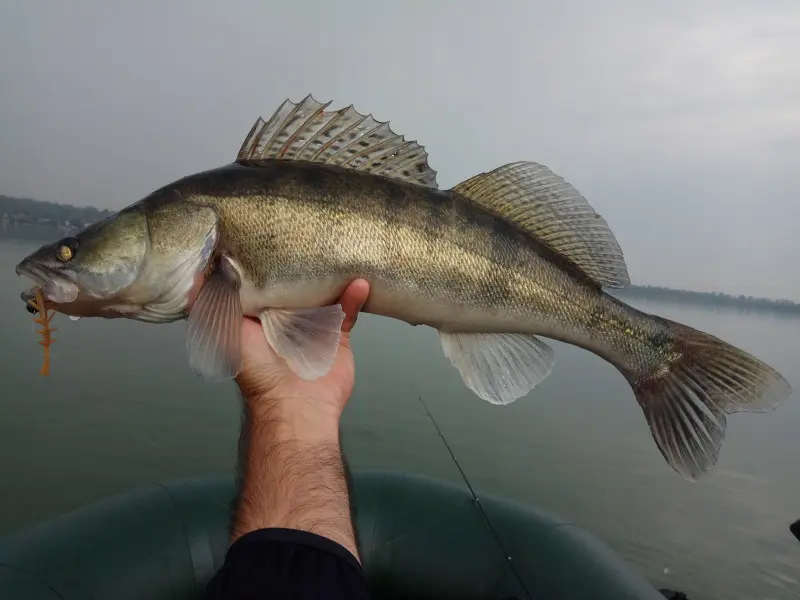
627, 320, 791, 481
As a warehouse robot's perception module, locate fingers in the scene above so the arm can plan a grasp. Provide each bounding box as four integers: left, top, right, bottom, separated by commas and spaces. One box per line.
340, 278, 370, 334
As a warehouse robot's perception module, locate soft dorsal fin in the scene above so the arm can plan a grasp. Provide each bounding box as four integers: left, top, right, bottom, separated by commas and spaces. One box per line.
451, 161, 630, 288
237, 95, 439, 189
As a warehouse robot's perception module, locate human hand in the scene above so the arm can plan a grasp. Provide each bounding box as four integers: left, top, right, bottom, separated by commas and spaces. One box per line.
235, 278, 370, 424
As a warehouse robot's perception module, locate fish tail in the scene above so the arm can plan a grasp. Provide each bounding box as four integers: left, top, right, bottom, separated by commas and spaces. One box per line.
623, 318, 790, 480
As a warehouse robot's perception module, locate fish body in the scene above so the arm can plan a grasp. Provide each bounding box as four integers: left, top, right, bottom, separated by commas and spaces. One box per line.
147, 160, 661, 373
16, 95, 791, 480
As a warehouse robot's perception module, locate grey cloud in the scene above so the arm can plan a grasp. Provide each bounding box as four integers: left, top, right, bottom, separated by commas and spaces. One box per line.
0, 0, 798, 298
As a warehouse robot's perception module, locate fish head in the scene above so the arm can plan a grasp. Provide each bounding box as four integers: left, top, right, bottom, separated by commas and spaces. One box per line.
16, 193, 220, 323
16, 207, 150, 317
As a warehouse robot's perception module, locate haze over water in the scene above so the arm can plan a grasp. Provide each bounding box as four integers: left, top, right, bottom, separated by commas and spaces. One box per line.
2, 2, 799, 598
1, 238, 798, 600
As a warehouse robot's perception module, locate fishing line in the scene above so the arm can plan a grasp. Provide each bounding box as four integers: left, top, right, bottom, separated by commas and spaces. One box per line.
417, 394, 532, 600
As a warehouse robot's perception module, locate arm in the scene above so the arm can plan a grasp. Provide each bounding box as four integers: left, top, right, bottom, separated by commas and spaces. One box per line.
232, 390, 358, 559
204, 279, 370, 600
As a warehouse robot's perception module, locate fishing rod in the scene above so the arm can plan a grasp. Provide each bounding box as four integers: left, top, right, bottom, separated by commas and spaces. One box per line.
417, 395, 694, 600
417, 394, 531, 600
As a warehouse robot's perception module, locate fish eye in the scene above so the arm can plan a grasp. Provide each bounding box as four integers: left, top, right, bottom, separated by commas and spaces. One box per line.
55, 237, 79, 262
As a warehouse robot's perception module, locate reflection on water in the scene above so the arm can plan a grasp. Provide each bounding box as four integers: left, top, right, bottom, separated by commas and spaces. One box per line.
0, 238, 798, 600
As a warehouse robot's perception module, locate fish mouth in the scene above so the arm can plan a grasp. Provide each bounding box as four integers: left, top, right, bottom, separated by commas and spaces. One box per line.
16, 259, 50, 283
16, 260, 80, 306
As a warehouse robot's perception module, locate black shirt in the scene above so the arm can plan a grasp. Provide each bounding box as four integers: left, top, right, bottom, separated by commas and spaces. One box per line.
203, 528, 371, 600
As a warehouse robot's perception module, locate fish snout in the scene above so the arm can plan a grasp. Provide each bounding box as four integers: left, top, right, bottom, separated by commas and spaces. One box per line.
16, 258, 81, 306
18, 259, 47, 312
15, 257, 37, 279
16, 256, 55, 284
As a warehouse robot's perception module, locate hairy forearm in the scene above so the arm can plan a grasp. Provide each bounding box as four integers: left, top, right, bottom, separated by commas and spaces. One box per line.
231, 399, 359, 561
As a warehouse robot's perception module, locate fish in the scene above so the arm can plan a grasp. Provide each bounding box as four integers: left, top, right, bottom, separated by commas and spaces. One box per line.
16, 95, 791, 480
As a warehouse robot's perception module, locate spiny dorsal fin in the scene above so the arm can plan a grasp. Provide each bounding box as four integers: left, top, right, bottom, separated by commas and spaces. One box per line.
451, 162, 630, 288
237, 94, 439, 189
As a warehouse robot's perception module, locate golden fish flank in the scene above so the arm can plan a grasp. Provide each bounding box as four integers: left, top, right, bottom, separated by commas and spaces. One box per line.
15, 94, 791, 481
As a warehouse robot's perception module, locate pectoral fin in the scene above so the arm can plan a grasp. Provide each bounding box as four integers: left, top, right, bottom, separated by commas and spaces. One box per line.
185, 267, 243, 381
259, 305, 346, 379
439, 331, 555, 405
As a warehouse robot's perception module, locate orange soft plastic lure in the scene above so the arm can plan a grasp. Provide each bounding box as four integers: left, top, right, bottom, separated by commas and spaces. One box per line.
26, 288, 57, 376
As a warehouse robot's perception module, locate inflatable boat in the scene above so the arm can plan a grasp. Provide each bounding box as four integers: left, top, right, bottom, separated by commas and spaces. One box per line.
0, 469, 674, 599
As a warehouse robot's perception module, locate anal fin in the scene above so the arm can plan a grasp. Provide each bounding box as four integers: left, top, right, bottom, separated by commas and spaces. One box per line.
439, 332, 555, 405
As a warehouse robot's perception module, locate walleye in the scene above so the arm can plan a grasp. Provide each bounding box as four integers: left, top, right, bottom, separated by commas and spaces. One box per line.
16, 95, 790, 480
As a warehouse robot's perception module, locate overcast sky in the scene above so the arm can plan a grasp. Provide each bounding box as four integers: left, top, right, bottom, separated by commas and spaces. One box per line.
1, 1, 798, 299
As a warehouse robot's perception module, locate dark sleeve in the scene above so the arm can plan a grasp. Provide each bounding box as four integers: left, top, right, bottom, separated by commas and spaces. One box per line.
203, 528, 371, 600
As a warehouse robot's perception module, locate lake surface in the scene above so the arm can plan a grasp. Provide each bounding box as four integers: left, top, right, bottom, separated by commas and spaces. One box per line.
1, 238, 798, 600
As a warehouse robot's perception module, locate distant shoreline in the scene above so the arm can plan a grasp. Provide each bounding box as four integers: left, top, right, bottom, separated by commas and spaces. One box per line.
610, 285, 800, 315
1, 194, 113, 241
3, 193, 798, 315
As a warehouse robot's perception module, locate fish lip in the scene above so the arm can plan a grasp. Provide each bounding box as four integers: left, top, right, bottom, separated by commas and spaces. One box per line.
16, 260, 55, 288
15, 259, 42, 281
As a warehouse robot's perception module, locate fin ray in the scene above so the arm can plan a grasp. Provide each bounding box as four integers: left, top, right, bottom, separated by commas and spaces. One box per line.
439, 332, 555, 405
451, 162, 629, 288
259, 304, 346, 380
185, 268, 243, 381
627, 320, 791, 480
237, 94, 438, 188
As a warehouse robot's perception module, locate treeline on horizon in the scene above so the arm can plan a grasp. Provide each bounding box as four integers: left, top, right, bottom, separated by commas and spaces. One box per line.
1, 194, 113, 230
613, 284, 800, 314
2, 194, 799, 314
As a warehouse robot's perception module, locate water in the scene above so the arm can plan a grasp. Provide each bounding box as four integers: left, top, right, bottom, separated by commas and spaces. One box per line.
1, 238, 798, 600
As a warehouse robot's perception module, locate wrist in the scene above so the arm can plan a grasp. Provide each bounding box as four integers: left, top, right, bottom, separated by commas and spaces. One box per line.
243, 391, 341, 444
